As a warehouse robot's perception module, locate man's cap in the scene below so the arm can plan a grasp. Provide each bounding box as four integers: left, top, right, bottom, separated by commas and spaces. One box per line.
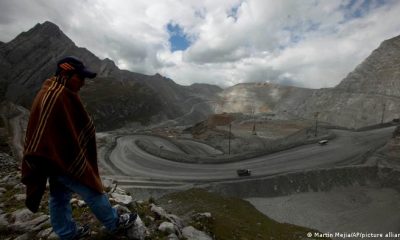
56, 56, 97, 79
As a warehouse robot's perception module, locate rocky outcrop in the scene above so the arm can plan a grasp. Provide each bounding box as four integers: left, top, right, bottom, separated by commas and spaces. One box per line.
0, 102, 29, 161
0, 152, 212, 240
335, 35, 400, 96
216, 82, 313, 118
297, 35, 400, 128
217, 35, 400, 129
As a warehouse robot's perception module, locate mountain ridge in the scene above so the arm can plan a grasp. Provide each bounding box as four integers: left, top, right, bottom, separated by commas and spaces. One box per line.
216, 33, 400, 128
1, 21, 399, 130
0, 21, 222, 130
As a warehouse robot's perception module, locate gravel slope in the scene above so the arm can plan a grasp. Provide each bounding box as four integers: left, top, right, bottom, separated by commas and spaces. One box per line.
247, 186, 400, 240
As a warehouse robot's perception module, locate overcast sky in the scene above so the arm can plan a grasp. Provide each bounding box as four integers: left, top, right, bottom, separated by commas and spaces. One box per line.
1, 0, 399, 88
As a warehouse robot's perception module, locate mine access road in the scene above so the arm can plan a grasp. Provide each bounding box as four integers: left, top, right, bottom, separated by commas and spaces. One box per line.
99, 126, 395, 189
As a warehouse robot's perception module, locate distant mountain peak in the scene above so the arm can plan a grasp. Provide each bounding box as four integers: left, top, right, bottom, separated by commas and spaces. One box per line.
335, 33, 400, 96
154, 73, 164, 78
381, 34, 400, 46
28, 21, 67, 39
38, 21, 60, 29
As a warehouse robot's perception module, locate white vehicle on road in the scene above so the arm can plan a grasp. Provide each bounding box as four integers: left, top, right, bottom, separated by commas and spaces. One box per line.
318, 139, 328, 145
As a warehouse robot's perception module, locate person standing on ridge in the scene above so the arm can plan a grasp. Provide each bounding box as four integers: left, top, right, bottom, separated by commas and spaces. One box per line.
21, 56, 137, 240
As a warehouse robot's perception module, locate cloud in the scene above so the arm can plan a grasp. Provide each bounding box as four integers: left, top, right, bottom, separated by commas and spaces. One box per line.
0, 0, 399, 88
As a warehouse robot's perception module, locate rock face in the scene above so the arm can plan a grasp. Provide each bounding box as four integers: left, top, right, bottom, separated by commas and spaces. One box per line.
289, 35, 400, 128
216, 82, 314, 117
217, 35, 400, 129
335, 35, 400, 96
0, 21, 222, 131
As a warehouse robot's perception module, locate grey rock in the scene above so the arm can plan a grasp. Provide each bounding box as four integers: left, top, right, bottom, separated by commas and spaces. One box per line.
47, 231, 59, 239
150, 204, 183, 230
37, 227, 53, 238
0, 213, 9, 226
126, 215, 147, 240
11, 214, 50, 232
77, 200, 86, 207
198, 212, 212, 218
150, 204, 167, 218
110, 192, 133, 205
1, 175, 10, 182
167, 233, 179, 240
145, 215, 155, 223
0, 187, 6, 193
14, 233, 31, 240
70, 198, 79, 204
166, 214, 184, 230
158, 221, 175, 234
102, 178, 116, 192
113, 204, 131, 215
11, 208, 33, 223
14, 194, 26, 201
182, 226, 212, 240
113, 187, 127, 195
13, 183, 25, 190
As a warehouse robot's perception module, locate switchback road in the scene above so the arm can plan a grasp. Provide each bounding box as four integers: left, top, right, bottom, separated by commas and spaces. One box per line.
99, 126, 395, 184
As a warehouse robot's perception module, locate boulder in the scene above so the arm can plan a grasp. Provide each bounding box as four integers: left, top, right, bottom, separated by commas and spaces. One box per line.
126, 215, 147, 240
158, 221, 175, 234
77, 200, 86, 207
10, 214, 50, 232
111, 192, 133, 205
47, 231, 59, 239
36, 227, 53, 238
182, 226, 212, 240
102, 178, 116, 192
11, 208, 33, 223
70, 198, 79, 204
167, 233, 179, 240
150, 204, 167, 218
14, 194, 26, 201
113, 204, 131, 215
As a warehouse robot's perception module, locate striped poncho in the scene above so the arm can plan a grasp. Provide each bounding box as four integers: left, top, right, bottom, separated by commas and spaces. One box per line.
21, 76, 103, 212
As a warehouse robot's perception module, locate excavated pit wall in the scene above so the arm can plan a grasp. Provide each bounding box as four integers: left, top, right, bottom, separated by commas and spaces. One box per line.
135, 131, 335, 164
205, 165, 400, 198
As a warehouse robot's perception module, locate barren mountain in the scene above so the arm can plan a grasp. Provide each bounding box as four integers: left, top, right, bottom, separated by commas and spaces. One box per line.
0, 21, 222, 130
2, 21, 399, 130
216, 82, 314, 119
336, 35, 400, 95
291, 35, 400, 128
218, 34, 400, 129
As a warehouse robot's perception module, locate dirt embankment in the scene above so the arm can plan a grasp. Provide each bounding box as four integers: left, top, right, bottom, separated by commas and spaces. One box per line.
205, 165, 400, 198
135, 126, 335, 164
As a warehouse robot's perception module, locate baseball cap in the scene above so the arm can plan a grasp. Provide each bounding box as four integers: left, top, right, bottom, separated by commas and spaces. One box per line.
56, 56, 97, 79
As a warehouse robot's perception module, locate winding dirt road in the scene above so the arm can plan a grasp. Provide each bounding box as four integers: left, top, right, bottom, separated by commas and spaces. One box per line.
99, 126, 395, 184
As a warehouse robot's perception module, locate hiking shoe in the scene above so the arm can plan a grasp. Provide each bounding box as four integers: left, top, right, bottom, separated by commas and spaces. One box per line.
72, 224, 91, 239
117, 212, 138, 230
